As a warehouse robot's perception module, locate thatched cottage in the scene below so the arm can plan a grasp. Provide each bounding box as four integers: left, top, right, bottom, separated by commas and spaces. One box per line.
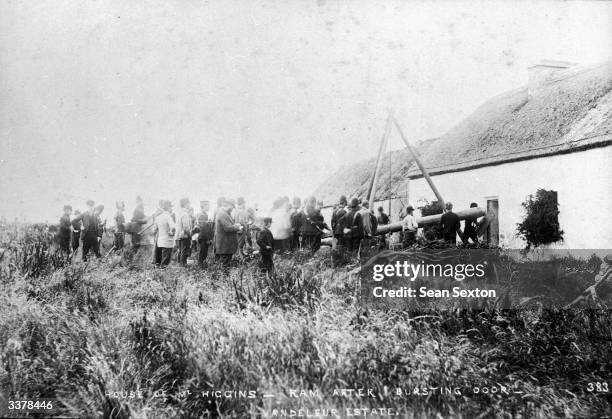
314, 61, 612, 249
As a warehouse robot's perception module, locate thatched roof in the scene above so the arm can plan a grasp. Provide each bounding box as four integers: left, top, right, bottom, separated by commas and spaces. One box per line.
315, 61, 612, 204
407, 61, 612, 177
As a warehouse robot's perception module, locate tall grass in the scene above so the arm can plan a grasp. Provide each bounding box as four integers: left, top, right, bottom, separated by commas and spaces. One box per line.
0, 223, 610, 418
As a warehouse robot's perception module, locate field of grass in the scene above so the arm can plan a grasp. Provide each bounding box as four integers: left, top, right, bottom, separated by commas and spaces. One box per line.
0, 224, 611, 418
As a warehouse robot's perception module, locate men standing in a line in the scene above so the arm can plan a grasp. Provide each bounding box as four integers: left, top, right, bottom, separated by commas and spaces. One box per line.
331, 195, 348, 249
256, 217, 274, 275
154, 200, 175, 267
196, 200, 213, 267
113, 201, 126, 251
440, 202, 462, 245
402, 205, 418, 247
175, 198, 194, 266
58, 205, 72, 254
214, 199, 243, 268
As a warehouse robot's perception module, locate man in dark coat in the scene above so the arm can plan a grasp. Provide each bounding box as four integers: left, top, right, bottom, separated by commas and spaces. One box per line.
256, 217, 274, 274
377, 206, 390, 225
341, 197, 364, 252
214, 200, 243, 267
300, 196, 329, 254
440, 202, 462, 245
75, 200, 102, 261
331, 195, 348, 248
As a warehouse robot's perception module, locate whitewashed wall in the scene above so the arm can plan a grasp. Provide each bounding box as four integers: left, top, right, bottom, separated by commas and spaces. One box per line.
406, 146, 612, 249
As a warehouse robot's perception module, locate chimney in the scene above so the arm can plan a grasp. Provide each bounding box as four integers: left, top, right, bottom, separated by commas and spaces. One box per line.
527, 59, 576, 98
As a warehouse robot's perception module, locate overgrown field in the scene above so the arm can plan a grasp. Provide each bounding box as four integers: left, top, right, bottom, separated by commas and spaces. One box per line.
0, 224, 611, 418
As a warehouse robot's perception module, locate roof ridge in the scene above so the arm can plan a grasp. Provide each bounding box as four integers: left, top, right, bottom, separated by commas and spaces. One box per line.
539, 61, 612, 86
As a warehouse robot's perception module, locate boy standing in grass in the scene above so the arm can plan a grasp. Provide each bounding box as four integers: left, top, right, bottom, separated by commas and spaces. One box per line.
257, 217, 274, 275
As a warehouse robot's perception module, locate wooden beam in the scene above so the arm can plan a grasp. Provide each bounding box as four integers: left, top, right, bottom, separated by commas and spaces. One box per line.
393, 118, 445, 208
321, 207, 486, 245
366, 112, 393, 205
374, 207, 485, 235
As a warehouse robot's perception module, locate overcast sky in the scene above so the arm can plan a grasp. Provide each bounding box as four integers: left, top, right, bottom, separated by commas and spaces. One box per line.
1, 0, 611, 222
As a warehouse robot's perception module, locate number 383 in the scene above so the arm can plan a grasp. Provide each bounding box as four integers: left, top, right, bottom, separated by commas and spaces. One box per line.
587, 382, 609, 393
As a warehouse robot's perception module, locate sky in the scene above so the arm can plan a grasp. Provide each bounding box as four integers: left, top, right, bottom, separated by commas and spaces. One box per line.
1, 0, 611, 222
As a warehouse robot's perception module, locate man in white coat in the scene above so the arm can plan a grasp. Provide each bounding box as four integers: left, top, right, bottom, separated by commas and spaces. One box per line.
155, 200, 175, 267
174, 197, 194, 266
402, 205, 418, 247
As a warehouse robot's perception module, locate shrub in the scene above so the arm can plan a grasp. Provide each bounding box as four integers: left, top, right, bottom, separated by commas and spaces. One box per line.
517, 189, 564, 249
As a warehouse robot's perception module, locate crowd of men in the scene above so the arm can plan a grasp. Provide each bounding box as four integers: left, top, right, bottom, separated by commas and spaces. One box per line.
56, 193, 480, 273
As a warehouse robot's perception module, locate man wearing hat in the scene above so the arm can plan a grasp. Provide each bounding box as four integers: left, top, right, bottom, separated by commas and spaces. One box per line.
214, 199, 243, 268
74, 200, 102, 261
358, 200, 378, 245
154, 200, 175, 267
402, 205, 418, 247
256, 216, 274, 274
331, 195, 348, 249
440, 202, 462, 245
175, 197, 194, 266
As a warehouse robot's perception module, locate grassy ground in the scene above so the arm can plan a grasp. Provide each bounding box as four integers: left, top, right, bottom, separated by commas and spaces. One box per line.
0, 225, 611, 418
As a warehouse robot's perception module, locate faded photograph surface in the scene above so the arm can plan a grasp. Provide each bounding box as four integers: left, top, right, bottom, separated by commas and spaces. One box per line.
1, 1, 611, 418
